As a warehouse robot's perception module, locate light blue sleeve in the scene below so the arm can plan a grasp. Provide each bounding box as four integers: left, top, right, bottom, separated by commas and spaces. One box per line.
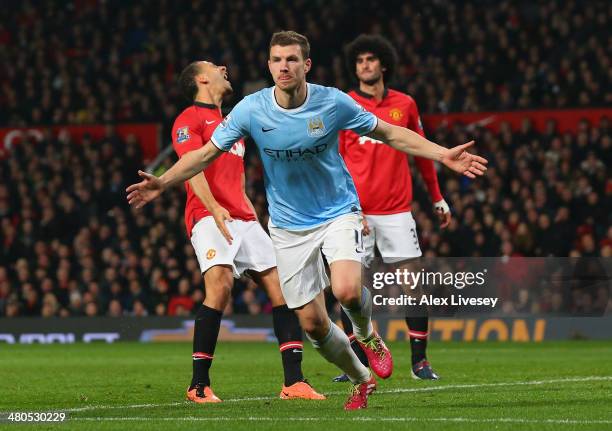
211, 97, 251, 151
334, 89, 378, 135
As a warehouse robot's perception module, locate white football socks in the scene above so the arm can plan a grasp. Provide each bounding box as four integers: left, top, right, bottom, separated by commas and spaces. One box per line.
307, 321, 370, 384
341, 287, 374, 340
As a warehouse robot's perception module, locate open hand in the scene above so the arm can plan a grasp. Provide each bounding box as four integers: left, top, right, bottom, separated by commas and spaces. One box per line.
126, 170, 164, 209
211, 205, 234, 245
441, 141, 488, 179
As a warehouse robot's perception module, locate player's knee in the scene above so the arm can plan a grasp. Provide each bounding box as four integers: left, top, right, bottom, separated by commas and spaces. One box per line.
204, 268, 234, 309
205, 287, 231, 310
299, 318, 319, 335
300, 315, 329, 339
334, 283, 362, 307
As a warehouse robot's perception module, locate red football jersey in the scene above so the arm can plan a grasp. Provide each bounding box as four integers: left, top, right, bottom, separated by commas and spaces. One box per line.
339, 89, 443, 214
172, 102, 256, 236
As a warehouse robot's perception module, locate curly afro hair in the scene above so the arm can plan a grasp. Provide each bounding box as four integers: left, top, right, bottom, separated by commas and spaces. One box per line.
344, 34, 398, 84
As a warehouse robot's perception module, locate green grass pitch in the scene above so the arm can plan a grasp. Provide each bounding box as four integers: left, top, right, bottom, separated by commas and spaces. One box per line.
1, 341, 612, 430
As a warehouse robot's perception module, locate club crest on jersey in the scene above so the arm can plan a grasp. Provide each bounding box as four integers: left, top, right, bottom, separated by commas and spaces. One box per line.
176, 126, 190, 143
306, 116, 326, 137
206, 249, 216, 260
389, 108, 403, 121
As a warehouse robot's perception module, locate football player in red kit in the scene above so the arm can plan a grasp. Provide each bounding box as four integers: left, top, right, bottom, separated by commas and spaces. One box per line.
173, 61, 324, 402
337, 35, 451, 381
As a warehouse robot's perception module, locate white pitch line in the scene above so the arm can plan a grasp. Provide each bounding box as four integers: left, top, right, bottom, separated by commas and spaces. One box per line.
49, 375, 612, 413
383, 375, 612, 395
63, 401, 188, 412
71, 416, 612, 425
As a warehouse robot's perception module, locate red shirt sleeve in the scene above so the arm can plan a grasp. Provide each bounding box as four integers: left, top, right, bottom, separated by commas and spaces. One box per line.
407, 98, 444, 203
172, 113, 205, 158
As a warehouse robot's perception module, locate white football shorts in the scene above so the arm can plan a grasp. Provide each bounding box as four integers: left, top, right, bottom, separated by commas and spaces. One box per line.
191, 217, 276, 278
363, 211, 422, 266
268, 212, 365, 309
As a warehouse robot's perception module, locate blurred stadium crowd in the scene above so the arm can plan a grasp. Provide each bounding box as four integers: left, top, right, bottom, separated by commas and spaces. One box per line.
1, 0, 610, 127
1, 118, 609, 317
0, 0, 610, 317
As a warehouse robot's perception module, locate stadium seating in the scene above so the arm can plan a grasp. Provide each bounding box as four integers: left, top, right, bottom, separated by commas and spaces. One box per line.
1, 116, 609, 317
1, 1, 609, 126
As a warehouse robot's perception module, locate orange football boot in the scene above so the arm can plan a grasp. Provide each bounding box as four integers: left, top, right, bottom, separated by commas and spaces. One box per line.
279, 380, 326, 400
186, 384, 222, 403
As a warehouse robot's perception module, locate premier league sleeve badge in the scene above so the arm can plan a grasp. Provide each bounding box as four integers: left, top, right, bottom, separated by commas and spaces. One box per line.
176, 126, 190, 143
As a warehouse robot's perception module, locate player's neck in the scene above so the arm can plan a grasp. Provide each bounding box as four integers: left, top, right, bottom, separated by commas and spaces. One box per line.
274, 81, 308, 109
195, 90, 223, 110
359, 80, 385, 101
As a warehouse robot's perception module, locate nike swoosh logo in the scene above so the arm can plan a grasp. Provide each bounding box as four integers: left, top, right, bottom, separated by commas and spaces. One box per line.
292, 349, 303, 353
262, 127, 276, 132
205, 120, 216, 125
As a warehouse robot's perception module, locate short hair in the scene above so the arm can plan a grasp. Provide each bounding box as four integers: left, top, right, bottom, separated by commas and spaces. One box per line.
178, 62, 202, 102
269, 31, 310, 60
344, 34, 398, 83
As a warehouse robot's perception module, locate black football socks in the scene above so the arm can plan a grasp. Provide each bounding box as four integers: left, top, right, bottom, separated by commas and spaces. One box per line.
273, 305, 305, 386
191, 304, 223, 388
406, 316, 429, 364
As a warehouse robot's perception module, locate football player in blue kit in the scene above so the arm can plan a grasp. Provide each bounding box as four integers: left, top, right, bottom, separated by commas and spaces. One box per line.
127, 31, 487, 410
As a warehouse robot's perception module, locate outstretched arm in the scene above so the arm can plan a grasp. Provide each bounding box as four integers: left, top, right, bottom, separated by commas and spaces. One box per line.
161, 141, 223, 189
126, 141, 223, 208
367, 119, 488, 178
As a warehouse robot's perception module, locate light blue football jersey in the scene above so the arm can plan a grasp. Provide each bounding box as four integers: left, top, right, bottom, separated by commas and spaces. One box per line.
211, 83, 378, 230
